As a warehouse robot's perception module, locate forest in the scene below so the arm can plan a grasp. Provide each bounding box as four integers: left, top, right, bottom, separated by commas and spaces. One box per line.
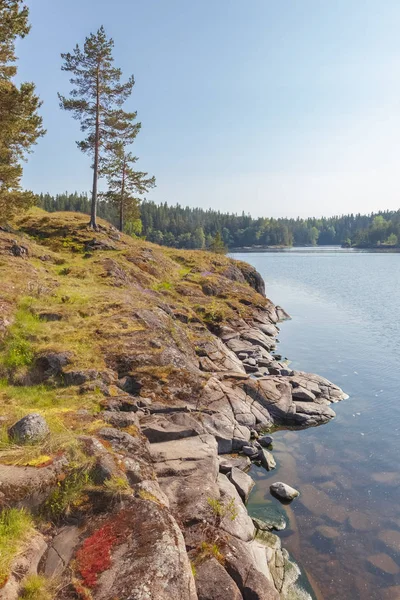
37, 192, 400, 249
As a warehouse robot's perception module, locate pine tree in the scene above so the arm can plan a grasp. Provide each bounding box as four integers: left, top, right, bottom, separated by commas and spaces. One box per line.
59, 26, 134, 229
0, 0, 45, 222
102, 142, 155, 232
209, 231, 227, 254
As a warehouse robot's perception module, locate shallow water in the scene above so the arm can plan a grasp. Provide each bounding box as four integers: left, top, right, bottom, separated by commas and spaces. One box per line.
232, 248, 400, 600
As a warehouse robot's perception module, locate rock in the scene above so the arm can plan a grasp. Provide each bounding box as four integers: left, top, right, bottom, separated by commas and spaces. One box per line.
270, 482, 299, 501
243, 357, 257, 367
242, 445, 259, 457
276, 306, 291, 321
259, 435, 273, 447
228, 467, 255, 503
84, 238, 116, 251
223, 534, 280, 600
217, 473, 255, 542
83, 499, 197, 600
241, 329, 275, 351
10, 241, 29, 257
378, 529, 400, 554
252, 515, 287, 533
348, 512, 372, 532
34, 351, 71, 380
237, 263, 266, 296
315, 525, 340, 541
260, 449, 276, 471
45, 526, 80, 577
101, 411, 140, 429
292, 386, 316, 402
0, 533, 47, 600
8, 413, 49, 444
219, 455, 251, 474
195, 558, 242, 600
141, 413, 202, 443
366, 553, 400, 575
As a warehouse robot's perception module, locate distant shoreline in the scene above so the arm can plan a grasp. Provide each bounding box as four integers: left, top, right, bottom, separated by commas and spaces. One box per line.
230, 245, 400, 253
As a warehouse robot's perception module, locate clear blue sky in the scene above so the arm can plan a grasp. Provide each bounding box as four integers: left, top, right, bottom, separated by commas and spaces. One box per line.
18, 0, 400, 217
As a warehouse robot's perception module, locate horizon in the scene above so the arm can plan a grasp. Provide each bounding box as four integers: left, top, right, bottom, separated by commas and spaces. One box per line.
19, 0, 400, 218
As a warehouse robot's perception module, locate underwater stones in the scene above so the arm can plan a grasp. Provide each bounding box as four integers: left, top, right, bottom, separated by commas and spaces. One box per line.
366, 553, 400, 575
270, 482, 299, 502
348, 511, 372, 532
252, 513, 287, 532
378, 529, 400, 554
8, 413, 49, 444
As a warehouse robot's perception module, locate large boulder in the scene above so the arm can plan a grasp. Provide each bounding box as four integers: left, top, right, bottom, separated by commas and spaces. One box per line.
195, 558, 242, 600
8, 413, 49, 444
270, 482, 300, 502
75, 499, 197, 599
228, 467, 255, 503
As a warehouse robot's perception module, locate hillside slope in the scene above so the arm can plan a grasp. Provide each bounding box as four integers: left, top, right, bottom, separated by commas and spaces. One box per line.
0, 210, 346, 600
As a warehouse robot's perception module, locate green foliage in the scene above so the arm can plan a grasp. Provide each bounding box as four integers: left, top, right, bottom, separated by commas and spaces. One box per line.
207, 497, 238, 521
197, 541, 225, 565
0, 0, 45, 221
0, 508, 33, 586
209, 231, 227, 254
0, 304, 39, 370
19, 574, 53, 600
42, 468, 91, 520
59, 26, 139, 228
103, 476, 131, 497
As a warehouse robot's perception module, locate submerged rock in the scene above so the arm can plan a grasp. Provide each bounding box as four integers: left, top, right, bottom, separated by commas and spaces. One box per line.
270, 482, 299, 502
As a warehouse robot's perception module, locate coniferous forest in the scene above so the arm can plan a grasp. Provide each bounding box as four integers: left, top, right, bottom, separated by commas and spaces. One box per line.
36, 192, 400, 250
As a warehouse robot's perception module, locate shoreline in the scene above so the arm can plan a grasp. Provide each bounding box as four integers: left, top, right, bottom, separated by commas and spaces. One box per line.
0, 215, 348, 600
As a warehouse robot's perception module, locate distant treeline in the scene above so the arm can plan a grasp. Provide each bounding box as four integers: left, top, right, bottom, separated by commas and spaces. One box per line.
37, 192, 400, 249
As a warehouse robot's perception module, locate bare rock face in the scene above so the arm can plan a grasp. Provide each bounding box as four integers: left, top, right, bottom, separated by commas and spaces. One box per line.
75, 499, 198, 600
228, 467, 255, 503
8, 413, 49, 444
195, 558, 242, 600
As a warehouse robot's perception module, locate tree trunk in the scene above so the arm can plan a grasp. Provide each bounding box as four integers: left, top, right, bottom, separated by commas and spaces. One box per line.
119, 157, 126, 232
90, 67, 100, 229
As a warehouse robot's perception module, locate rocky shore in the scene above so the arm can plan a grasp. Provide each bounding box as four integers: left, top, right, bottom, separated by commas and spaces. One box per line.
0, 211, 347, 600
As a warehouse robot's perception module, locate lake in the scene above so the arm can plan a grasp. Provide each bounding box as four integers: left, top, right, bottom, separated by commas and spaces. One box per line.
231, 248, 400, 600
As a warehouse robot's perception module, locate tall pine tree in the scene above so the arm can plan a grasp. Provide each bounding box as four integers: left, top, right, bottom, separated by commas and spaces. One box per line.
0, 0, 45, 222
59, 26, 134, 229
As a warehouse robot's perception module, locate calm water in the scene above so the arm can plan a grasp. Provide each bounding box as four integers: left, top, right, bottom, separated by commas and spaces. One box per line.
232, 248, 400, 600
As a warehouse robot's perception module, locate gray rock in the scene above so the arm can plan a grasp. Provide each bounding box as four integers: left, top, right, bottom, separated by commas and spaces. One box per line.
141, 414, 202, 443
242, 445, 259, 457
219, 455, 251, 474
270, 481, 300, 501
44, 526, 80, 578
228, 467, 255, 503
8, 413, 49, 444
217, 473, 255, 542
260, 449, 276, 471
292, 386, 316, 401
243, 357, 257, 367
276, 306, 291, 321
195, 558, 242, 600
259, 435, 273, 447
252, 516, 287, 532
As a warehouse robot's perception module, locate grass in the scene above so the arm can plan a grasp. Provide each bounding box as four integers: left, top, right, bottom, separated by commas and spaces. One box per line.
103, 475, 132, 497
0, 303, 40, 371
19, 574, 54, 600
0, 508, 34, 586
196, 541, 225, 565
42, 467, 92, 521
207, 497, 238, 522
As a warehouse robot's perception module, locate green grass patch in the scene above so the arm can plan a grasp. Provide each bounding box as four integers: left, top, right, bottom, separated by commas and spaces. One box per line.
0, 509, 34, 586
152, 281, 173, 292
0, 303, 40, 370
19, 574, 54, 600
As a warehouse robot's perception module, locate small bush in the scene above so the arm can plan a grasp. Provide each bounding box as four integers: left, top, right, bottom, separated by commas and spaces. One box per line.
43, 468, 91, 520
0, 508, 33, 586
197, 541, 225, 565
19, 574, 53, 600
207, 497, 238, 522
103, 476, 131, 497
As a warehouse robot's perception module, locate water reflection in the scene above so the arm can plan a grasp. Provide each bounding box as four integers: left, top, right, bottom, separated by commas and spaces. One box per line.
233, 251, 400, 600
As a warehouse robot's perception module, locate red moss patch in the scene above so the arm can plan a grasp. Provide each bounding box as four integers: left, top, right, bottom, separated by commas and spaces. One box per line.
75, 508, 134, 588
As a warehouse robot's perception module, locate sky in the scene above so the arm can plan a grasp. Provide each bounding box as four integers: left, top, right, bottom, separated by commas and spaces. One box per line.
17, 0, 400, 218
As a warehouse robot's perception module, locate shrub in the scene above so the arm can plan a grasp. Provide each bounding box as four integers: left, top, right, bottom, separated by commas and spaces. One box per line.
19, 574, 53, 600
